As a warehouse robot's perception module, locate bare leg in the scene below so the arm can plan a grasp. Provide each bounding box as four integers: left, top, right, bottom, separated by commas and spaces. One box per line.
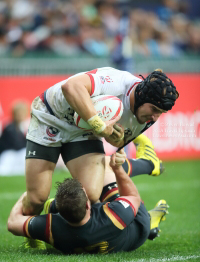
23, 159, 56, 215
66, 153, 105, 204
103, 156, 117, 186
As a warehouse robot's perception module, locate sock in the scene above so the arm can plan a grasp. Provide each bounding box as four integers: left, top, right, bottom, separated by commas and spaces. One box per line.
122, 158, 154, 177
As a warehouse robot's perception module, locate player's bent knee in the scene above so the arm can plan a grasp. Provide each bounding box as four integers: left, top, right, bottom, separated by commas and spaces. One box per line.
24, 193, 49, 215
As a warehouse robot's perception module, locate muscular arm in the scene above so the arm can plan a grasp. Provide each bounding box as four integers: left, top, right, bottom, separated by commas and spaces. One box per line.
7, 193, 30, 236
105, 137, 124, 148
61, 73, 120, 137
110, 150, 141, 214
61, 74, 97, 122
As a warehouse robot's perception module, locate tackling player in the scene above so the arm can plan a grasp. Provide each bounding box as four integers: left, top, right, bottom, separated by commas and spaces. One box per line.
8, 149, 169, 254
22, 67, 178, 248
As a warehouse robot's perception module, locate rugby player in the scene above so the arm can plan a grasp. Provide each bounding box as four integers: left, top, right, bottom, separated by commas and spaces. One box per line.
8, 149, 169, 254
22, 67, 178, 247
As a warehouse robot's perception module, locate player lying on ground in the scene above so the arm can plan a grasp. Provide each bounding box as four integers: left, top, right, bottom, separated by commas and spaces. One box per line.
8, 149, 169, 254
22, 67, 178, 248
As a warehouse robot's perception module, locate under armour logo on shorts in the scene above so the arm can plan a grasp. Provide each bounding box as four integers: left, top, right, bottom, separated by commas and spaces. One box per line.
29, 151, 36, 156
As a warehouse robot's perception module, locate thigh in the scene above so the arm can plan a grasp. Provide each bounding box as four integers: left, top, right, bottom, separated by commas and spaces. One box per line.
25, 158, 56, 210
103, 156, 116, 186
66, 153, 105, 203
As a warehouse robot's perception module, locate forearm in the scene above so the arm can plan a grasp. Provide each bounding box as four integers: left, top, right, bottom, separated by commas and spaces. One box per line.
7, 193, 30, 236
114, 166, 140, 199
105, 137, 124, 148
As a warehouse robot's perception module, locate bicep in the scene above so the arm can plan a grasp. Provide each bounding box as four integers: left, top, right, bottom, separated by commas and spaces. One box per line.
116, 196, 140, 216
63, 74, 92, 95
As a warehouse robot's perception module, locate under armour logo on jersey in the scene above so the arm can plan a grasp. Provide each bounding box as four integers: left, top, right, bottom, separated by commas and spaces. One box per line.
108, 183, 118, 190
29, 151, 36, 156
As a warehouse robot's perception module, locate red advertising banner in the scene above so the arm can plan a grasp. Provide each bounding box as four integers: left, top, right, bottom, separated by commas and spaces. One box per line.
0, 74, 200, 160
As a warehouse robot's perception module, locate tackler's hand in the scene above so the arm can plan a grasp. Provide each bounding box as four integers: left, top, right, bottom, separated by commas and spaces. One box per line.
110, 149, 126, 170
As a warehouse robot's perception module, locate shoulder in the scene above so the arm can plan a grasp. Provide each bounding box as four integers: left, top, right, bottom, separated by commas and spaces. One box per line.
102, 199, 135, 230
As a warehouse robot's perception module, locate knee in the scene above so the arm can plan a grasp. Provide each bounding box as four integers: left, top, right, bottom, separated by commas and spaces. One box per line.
23, 193, 48, 215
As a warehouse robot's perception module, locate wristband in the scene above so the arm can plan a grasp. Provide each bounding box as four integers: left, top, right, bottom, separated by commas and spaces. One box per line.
87, 114, 106, 133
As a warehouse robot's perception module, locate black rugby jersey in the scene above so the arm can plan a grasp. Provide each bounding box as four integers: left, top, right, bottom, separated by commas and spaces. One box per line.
23, 199, 150, 254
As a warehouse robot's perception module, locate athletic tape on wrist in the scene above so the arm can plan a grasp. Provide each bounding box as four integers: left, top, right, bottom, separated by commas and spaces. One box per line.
87, 114, 106, 133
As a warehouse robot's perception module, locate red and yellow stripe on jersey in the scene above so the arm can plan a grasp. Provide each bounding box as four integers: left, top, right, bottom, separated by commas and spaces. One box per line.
23, 214, 54, 246
103, 203, 127, 230
45, 214, 54, 246
23, 216, 34, 238
101, 187, 119, 202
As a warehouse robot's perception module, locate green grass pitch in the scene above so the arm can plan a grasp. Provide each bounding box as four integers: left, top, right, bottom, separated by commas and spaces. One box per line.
0, 160, 200, 262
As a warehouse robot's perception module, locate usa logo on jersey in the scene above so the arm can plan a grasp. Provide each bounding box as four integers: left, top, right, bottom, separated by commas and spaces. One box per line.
46, 127, 59, 137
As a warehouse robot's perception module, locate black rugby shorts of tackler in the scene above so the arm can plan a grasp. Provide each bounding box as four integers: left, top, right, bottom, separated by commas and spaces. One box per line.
26, 139, 105, 164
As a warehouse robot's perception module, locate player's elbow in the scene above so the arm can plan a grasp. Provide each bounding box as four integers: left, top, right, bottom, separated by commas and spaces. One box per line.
61, 78, 78, 98
61, 81, 73, 98
7, 217, 21, 236
134, 196, 142, 215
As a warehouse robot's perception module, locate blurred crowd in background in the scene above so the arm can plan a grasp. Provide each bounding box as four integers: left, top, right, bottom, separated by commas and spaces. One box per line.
0, 0, 200, 59
1, 0, 200, 174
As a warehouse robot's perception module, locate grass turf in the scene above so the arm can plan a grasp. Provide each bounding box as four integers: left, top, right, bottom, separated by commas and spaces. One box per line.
0, 160, 200, 262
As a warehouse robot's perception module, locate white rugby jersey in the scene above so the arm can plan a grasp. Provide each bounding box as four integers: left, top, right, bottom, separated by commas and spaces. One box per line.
46, 67, 147, 143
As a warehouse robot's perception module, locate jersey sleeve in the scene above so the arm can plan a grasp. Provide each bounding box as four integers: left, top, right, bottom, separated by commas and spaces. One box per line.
85, 68, 140, 97
23, 214, 54, 245
103, 197, 136, 230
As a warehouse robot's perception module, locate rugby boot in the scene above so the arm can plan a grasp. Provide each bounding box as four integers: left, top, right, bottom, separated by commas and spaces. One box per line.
22, 238, 46, 249
148, 199, 169, 240
44, 198, 54, 214
133, 134, 164, 176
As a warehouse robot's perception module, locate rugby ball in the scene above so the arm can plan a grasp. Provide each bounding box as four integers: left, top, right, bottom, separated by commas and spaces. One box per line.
74, 95, 123, 130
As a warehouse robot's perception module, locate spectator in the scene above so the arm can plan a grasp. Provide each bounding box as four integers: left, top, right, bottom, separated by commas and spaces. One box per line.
0, 0, 199, 57
0, 101, 29, 154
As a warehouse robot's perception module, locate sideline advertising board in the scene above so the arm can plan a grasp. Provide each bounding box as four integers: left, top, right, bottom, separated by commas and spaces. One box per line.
0, 74, 199, 160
